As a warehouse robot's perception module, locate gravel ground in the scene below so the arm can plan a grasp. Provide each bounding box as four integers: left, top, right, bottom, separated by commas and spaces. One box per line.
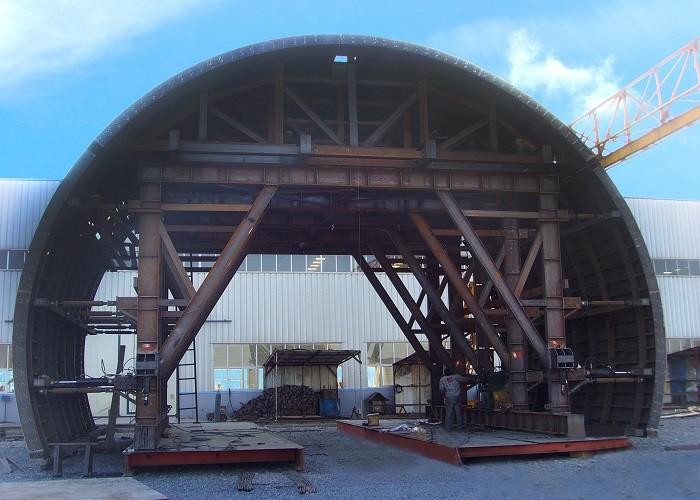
1, 414, 698, 499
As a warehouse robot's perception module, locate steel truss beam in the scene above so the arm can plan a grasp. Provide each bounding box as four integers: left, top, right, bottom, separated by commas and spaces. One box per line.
408, 212, 510, 369
353, 254, 432, 367
436, 190, 549, 363
159, 185, 278, 380
387, 230, 478, 368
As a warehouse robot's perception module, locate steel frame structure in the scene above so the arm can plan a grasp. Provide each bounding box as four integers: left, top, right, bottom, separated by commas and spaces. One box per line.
14, 36, 664, 458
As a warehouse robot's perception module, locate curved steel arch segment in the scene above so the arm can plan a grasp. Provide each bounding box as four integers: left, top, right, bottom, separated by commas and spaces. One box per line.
14, 35, 664, 457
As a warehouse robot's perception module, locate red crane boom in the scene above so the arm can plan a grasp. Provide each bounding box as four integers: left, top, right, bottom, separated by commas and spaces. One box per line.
571, 36, 699, 168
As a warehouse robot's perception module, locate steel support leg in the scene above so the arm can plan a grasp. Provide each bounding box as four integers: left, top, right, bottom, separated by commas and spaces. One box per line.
134, 182, 164, 449
409, 212, 510, 368
353, 254, 431, 367
436, 191, 548, 363
504, 218, 529, 410
540, 193, 569, 412
474, 263, 493, 378
160, 221, 196, 301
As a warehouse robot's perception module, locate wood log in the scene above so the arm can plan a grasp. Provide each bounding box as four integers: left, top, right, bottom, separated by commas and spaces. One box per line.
233, 385, 319, 420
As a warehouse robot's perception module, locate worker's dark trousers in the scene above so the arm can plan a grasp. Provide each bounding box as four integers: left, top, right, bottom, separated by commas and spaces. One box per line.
444, 396, 462, 432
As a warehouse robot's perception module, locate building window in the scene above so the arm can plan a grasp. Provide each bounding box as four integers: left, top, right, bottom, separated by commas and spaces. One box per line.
246, 254, 262, 271
0, 344, 13, 393
233, 254, 358, 273
336, 256, 352, 272
277, 254, 291, 272
653, 259, 700, 277
366, 342, 413, 388
0, 249, 28, 271
212, 342, 342, 391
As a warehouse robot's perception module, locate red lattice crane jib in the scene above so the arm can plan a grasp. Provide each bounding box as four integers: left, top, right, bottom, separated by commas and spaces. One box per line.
570, 36, 700, 168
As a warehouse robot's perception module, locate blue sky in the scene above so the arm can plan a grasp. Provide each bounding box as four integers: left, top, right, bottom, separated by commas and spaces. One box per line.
0, 0, 697, 199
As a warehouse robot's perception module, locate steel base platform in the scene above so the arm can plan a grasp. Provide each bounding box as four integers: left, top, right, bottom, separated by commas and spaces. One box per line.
338, 419, 630, 466
124, 422, 303, 475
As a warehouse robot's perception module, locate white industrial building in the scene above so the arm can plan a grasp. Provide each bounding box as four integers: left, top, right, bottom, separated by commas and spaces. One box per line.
1, 179, 698, 422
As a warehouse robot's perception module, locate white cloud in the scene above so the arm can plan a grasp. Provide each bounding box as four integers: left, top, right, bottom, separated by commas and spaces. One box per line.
423, 0, 699, 120
426, 20, 515, 70
425, 21, 623, 120
0, 0, 206, 89
507, 29, 620, 117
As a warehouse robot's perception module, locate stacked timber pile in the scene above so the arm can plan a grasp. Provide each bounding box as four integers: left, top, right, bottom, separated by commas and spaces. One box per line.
234, 385, 318, 420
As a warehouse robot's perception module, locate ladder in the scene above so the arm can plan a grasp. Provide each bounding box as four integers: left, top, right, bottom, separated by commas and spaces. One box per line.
175, 340, 199, 423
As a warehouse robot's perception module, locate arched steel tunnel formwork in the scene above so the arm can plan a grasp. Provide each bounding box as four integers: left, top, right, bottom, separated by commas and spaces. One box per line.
13, 35, 665, 458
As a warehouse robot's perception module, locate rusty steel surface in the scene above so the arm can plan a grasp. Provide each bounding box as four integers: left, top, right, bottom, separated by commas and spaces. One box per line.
125, 422, 304, 474
337, 420, 463, 466
337, 420, 630, 465
124, 447, 303, 476
457, 437, 631, 459
157, 185, 278, 381
14, 35, 664, 458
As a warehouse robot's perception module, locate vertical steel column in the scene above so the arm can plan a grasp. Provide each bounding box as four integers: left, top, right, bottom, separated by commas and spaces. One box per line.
447, 247, 469, 377
134, 181, 163, 449
474, 263, 492, 378
347, 59, 359, 147
540, 193, 569, 412
198, 88, 208, 141
424, 256, 444, 415
418, 71, 430, 146
274, 60, 284, 144
504, 218, 528, 410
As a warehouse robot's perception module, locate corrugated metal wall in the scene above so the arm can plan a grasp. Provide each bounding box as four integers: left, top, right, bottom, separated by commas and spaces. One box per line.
86, 270, 421, 397
194, 271, 421, 391
0, 179, 59, 248
626, 198, 700, 350
0, 272, 21, 343
626, 198, 700, 259
657, 277, 700, 340
0, 180, 59, 343
194, 272, 418, 344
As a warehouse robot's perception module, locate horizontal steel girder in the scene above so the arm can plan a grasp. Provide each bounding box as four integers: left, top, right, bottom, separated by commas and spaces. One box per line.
140, 164, 557, 194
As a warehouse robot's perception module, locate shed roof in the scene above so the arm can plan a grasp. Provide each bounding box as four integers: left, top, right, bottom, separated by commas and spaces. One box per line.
263, 349, 361, 367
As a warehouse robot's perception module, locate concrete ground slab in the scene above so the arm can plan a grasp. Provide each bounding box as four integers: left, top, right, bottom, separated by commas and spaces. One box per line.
0, 477, 166, 499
